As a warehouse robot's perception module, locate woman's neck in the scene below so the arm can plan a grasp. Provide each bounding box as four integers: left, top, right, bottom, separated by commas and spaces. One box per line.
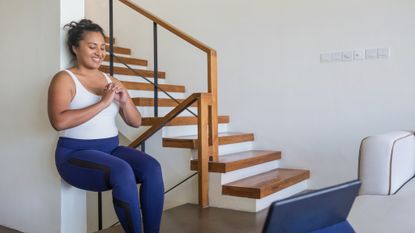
71, 64, 100, 76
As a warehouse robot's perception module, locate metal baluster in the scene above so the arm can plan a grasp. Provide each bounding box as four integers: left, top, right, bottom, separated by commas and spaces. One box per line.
153, 22, 158, 117
141, 141, 146, 152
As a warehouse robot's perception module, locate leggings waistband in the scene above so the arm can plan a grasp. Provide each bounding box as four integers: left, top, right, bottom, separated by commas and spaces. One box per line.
57, 136, 119, 153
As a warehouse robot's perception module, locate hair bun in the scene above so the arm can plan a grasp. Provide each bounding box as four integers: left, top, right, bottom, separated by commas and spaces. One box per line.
64, 19, 94, 31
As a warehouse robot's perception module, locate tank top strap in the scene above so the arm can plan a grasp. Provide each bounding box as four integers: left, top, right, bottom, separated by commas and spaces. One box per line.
63, 69, 82, 87
103, 73, 112, 83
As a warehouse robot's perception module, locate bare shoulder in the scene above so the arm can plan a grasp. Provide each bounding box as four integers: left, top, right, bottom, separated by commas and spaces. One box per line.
51, 71, 74, 85
49, 70, 75, 93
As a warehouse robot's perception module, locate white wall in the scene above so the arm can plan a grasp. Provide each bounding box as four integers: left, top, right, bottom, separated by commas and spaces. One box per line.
85, 0, 415, 190
0, 0, 60, 231
0, 0, 84, 232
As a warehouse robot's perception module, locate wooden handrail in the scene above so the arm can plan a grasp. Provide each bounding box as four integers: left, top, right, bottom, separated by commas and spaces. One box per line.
128, 93, 208, 148
128, 92, 212, 208
119, 0, 219, 161
118, 0, 219, 208
119, 0, 213, 53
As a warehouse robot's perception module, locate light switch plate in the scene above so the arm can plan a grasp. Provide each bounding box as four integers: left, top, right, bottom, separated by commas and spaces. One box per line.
378, 48, 389, 58
342, 51, 353, 61
353, 50, 365, 60
365, 48, 378, 59
320, 53, 331, 63
331, 52, 343, 62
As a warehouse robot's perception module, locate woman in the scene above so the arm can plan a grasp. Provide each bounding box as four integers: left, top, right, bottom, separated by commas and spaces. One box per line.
48, 19, 164, 233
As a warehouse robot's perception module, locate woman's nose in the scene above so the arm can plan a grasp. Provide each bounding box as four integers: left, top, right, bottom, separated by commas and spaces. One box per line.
95, 48, 103, 56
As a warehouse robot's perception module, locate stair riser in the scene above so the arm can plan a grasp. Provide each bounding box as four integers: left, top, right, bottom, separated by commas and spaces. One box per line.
128, 90, 185, 99
114, 74, 166, 84
219, 141, 255, 155
207, 178, 307, 212
102, 61, 146, 70
220, 160, 281, 184
138, 107, 198, 117
190, 141, 254, 159
162, 124, 229, 138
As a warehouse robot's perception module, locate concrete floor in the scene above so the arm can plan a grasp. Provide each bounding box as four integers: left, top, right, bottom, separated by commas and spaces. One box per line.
0, 204, 269, 233
0, 226, 21, 233
97, 204, 269, 233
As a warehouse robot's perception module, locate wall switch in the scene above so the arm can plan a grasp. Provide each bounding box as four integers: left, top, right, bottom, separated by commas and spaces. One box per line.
353, 49, 365, 60
331, 52, 343, 62
365, 48, 378, 59
320, 53, 331, 62
342, 51, 353, 61
378, 48, 390, 58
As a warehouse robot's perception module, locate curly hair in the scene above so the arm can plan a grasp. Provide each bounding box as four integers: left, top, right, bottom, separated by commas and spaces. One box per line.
64, 19, 105, 58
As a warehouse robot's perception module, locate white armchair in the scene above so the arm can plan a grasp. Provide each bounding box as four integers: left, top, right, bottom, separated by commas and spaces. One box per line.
358, 131, 415, 195
349, 131, 415, 233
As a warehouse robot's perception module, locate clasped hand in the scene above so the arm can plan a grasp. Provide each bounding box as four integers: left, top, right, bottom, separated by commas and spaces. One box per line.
100, 82, 128, 106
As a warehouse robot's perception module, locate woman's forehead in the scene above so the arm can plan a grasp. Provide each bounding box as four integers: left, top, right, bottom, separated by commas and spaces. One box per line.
82, 31, 105, 43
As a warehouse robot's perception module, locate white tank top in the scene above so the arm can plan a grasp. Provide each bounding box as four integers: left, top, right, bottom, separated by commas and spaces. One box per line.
59, 70, 119, 139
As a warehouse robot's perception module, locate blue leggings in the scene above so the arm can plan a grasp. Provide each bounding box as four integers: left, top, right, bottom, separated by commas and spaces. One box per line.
55, 136, 164, 233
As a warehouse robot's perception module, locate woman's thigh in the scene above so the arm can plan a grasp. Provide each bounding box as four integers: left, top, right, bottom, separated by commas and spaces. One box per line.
111, 146, 162, 183
57, 149, 134, 192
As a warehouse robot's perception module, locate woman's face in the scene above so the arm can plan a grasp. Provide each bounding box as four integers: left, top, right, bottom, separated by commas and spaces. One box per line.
73, 31, 106, 69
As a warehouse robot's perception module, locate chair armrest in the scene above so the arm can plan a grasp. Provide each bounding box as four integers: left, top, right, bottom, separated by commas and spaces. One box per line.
358, 131, 415, 195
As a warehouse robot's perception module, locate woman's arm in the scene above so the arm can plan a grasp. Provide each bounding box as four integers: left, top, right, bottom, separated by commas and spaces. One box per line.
47, 71, 116, 131
111, 77, 142, 128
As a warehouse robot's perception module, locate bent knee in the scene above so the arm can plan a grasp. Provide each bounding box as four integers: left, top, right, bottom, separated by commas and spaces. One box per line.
110, 161, 136, 185
140, 157, 163, 182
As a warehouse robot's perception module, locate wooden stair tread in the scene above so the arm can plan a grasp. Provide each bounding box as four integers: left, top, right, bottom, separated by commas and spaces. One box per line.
104, 56, 148, 66
222, 168, 310, 199
105, 45, 131, 55
104, 36, 115, 44
163, 132, 254, 149
142, 115, 229, 126
191, 150, 281, 173
132, 97, 197, 107
122, 81, 185, 93
99, 65, 166, 79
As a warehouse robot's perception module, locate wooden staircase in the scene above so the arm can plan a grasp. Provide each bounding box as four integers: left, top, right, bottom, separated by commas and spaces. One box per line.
100, 36, 310, 212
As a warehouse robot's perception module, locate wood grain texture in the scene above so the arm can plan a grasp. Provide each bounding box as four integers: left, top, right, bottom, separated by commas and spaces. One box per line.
222, 169, 310, 199
142, 115, 229, 126
105, 45, 131, 55
208, 50, 219, 161
104, 56, 148, 66
104, 36, 115, 44
162, 132, 254, 149
128, 93, 207, 148
191, 150, 281, 173
198, 93, 210, 208
121, 81, 185, 93
119, 0, 213, 53
132, 97, 197, 107
99, 65, 166, 79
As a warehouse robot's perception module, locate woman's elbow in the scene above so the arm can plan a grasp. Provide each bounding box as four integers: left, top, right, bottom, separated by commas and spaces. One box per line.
51, 121, 65, 131
130, 121, 141, 128
128, 118, 141, 128
49, 117, 67, 131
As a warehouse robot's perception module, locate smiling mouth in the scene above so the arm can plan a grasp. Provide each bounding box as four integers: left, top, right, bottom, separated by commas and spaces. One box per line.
92, 57, 102, 63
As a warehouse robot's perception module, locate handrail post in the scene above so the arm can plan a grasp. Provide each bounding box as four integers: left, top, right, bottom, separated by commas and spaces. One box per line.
153, 22, 159, 117
208, 50, 219, 162
198, 94, 210, 208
